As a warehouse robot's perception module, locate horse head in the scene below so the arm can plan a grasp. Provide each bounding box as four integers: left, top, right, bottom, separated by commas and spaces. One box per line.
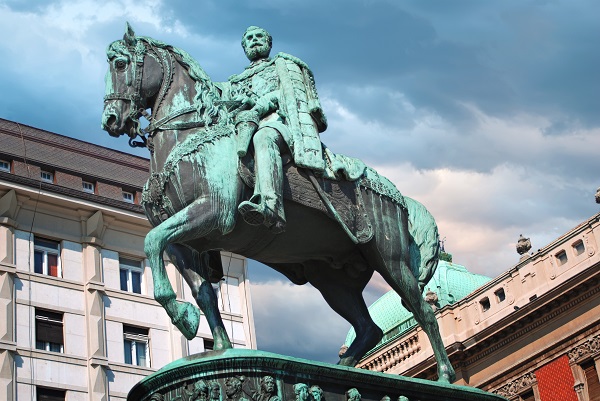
101, 23, 163, 141
102, 23, 227, 149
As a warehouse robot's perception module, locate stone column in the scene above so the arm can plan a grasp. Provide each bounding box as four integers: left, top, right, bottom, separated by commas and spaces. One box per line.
0, 190, 18, 399
82, 211, 109, 401
570, 363, 586, 401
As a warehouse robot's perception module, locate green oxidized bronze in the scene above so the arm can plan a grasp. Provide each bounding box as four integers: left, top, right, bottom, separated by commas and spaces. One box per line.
128, 349, 507, 401
102, 23, 454, 383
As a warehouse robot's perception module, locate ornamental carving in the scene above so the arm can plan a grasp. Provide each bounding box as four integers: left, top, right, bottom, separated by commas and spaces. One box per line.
493, 372, 536, 398
358, 334, 420, 372
516, 235, 532, 257
568, 334, 600, 362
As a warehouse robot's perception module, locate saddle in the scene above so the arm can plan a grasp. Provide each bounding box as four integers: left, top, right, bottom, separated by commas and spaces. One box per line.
238, 153, 374, 244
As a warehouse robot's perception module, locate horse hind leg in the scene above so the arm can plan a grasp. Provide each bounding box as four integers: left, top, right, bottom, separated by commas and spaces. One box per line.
389, 269, 455, 383
366, 227, 456, 382
166, 245, 232, 350
304, 260, 382, 367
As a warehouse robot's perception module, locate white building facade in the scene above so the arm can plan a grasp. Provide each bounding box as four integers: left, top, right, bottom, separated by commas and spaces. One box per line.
0, 119, 256, 401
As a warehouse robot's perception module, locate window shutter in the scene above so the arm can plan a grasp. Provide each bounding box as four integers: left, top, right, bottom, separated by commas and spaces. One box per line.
36, 311, 63, 345
36, 320, 63, 344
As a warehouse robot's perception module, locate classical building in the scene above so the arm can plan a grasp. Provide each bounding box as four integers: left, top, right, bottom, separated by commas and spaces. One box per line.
0, 118, 256, 400
348, 212, 600, 401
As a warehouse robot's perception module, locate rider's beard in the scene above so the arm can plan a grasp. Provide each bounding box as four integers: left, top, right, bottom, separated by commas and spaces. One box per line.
245, 43, 271, 62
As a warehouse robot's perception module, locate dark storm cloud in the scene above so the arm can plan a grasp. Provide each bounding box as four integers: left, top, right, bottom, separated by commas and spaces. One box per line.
1, 0, 599, 364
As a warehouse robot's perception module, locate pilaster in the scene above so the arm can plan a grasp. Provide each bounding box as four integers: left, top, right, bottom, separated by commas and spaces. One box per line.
0, 350, 15, 401
0, 190, 16, 400
82, 210, 109, 401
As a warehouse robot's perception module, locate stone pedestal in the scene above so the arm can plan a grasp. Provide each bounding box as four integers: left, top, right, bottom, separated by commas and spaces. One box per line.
128, 350, 505, 401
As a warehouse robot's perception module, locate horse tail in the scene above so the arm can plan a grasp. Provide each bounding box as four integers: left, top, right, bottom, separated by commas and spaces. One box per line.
404, 196, 440, 293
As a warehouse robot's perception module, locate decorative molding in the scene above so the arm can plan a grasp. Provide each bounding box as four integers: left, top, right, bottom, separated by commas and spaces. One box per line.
584, 234, 596, 257
568, 333, 600, 363
463, 279, 600, 366
492, 372, 536, 398
358, 334, 420, 372
0, 171, 145, 214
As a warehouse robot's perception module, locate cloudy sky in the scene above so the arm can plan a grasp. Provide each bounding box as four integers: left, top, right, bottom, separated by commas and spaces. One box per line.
1, 0, 599, 363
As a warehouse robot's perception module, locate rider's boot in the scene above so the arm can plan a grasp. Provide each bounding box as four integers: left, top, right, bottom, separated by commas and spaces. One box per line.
238, 128, 286, 233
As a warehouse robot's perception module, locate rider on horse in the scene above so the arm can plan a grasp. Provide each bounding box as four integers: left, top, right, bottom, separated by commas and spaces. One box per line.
220, 26, 328, 234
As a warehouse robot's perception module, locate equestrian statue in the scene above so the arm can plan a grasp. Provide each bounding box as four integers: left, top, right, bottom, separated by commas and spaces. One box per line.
101, 23, 456, 383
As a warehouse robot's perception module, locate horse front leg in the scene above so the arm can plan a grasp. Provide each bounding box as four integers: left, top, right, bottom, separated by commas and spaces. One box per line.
144, 197, 220, 340
167, 245, 233, 350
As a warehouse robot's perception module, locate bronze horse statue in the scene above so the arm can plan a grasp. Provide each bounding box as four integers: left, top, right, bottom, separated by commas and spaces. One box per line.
101, 25, 455, 382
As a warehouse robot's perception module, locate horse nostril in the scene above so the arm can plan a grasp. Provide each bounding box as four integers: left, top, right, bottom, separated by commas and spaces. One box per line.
106, 115, 117, 128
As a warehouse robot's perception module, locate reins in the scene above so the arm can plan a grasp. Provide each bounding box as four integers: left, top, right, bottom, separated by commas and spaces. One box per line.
104, 39, 209, 149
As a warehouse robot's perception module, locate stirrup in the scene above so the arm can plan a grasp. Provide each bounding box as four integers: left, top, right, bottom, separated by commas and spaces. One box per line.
238, 200, 267, 226
238, 195, 286, 233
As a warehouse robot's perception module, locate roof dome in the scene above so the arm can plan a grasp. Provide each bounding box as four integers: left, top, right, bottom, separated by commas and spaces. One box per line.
344, 261, 491, 354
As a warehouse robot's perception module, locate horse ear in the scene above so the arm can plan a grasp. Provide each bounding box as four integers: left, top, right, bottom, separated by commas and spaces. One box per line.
124, 22, 136, 46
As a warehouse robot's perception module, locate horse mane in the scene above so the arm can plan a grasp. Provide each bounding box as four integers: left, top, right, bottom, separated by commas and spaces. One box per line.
107, 37, 228, 126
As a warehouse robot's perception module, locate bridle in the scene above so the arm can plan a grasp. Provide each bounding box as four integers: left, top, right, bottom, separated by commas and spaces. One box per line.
104, 39, 206, 150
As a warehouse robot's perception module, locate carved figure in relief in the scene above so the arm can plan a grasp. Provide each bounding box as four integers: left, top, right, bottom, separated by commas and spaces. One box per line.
150, 393, 165, 401
102, 23, 456, 383
345, 388, 361, 401
184, 380, 209, 401
380, 396, 390, 401
309, 385, 323, 401
225, 377, 249, 401
294, 383, 310, 401
209, 382, 221, 401
224, 26, 328, 233
397, 396, 409, 401
253, 375, 280, 401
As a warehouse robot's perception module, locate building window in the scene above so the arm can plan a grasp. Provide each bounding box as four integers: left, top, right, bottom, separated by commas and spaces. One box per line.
82, 181, 95, 194
573, 240, 585, 256
40, 170, 54, 183
520, 390, 535, 401
556, 250, 568, 266
582, 359, 600, 400
204, 338, 214, 351
34, 237, 61, 277
480, 297, 491, 312
123, 325, 149, 367
120, 257, 143, 294
495, 288, 506, 303
0, 160, 10, 172
37, 387, 66, 401
122, 191, 134, 203
35, 309, 64, 353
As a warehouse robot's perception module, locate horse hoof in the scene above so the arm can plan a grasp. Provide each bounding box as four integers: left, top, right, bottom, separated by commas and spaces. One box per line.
172, 302, 200, 340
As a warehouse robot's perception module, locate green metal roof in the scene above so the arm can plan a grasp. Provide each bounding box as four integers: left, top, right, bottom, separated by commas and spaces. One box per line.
344, 261, 491, 351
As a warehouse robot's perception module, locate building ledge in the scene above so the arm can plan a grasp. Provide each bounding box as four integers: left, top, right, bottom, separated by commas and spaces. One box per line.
0, 340, 17, 352
85, 280, 106, 293
89, 355, 109, 367
16, 347, 87, 365
0, 171, 145, 214
0, 262, 16, 274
